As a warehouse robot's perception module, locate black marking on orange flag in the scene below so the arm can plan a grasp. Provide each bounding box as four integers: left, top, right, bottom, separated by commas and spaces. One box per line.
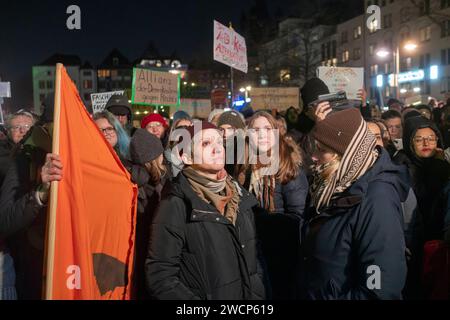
93, 253, 126, 296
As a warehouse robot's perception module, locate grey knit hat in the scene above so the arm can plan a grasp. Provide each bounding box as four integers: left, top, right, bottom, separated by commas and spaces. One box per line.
217, 111, 245, 130
130, 129, 164, 165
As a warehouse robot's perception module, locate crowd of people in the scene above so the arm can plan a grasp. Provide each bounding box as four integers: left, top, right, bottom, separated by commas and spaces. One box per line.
0, 77, 449, 300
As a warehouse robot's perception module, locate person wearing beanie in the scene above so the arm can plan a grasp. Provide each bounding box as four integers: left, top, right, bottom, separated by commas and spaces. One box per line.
141, 113, 169, 144
129, 128, 169, 300
208, 108, 225, 126
298, 108, 408, 300
217, 111, 245, 140
172, 110, 192, 126
145, 121, 266, 300
105, 94, 136, 137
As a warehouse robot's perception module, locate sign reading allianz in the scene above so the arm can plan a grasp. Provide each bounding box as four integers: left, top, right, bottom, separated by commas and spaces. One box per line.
389, 70, 425, 84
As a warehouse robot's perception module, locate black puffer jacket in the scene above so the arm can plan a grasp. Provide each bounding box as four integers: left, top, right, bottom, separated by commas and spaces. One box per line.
145, 173, 266, 300
0, 138, 14, 188
298, 149, 408, 300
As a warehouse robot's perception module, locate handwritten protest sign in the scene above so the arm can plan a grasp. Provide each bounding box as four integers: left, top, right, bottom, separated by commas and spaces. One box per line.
132, 68, 180, 107
318, 67, 364, 100
213, 20, 248, 73
0, 82, 11, 98
91, 91, 125, 114
250, 87, 300, 112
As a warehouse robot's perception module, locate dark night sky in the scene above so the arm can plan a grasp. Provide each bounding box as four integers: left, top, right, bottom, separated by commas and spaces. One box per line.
0, 0, 303, 110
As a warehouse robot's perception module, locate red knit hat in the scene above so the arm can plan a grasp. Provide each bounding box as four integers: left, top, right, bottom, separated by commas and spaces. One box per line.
186, 121, 218, 140
141, 114, 169, 129
312, 108, 363, 155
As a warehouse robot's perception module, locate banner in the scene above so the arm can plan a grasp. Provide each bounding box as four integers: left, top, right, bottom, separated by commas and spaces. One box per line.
178, 99, 212, 119
213, 20, 248, 73
91, 90, 125, 114
131, 68, 180, 107
0, 99, 4, 124
45, 65, 137, 300
250, 87, 300, 112
318, 67, 364, 100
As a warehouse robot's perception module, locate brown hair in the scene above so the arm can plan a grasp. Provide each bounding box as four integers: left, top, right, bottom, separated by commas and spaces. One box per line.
247, 111, 303, 184
144, 155, 167, 185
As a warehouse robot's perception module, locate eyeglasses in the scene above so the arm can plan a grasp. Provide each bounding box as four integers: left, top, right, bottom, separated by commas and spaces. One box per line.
413, 135, 438, 145
9, 124, 32, 131
100, 127, 116, 135
147, 122, 163, 128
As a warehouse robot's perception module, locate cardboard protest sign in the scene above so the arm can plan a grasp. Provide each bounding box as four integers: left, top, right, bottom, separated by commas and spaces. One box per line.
91, 91, 125, 114
250, 87, 300, 112
318, 67, 364, 100
213, 20, 248, 73
0, 82, 11, 98
131, 68, 180, 107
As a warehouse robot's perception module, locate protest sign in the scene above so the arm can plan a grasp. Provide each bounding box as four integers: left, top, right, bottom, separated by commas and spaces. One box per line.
318, 67, 364, 100
250, 87, 300, 112
132, 68, 180, 107
91, 91, 125, 114
213, 20, 248, 73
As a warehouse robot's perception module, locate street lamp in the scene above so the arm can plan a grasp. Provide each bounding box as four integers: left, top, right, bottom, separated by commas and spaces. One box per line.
376, 41, 417, 100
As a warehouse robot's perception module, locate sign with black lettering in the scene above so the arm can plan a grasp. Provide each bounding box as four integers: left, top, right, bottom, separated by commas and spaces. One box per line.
131, 68, 180, 107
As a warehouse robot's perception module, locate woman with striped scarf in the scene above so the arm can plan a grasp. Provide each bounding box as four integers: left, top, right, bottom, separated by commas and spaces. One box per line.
298, 108, 408, 300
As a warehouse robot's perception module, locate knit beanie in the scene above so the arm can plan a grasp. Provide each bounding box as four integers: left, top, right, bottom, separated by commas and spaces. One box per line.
130, 129, 164, 165
141, 113, 169, 129
312, 108, 363, 155
208, 109, 225, 123
300, 78, 330, 107
217, 111, 245, 130
173, 110, 191, 124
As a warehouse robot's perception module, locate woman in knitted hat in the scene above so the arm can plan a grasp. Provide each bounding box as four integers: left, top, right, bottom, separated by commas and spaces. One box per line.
238, 111, 308, 299
299, 108, 408, 300
141, 113, 169, 145
145, 121, 266, 300
129, 129, 169, 300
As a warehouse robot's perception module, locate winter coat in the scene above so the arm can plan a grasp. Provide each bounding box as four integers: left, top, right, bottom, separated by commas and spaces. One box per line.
145, 173, 266, 300
298, 149, 408, 300
0, 139, 14, 188
399, 116, 450, 241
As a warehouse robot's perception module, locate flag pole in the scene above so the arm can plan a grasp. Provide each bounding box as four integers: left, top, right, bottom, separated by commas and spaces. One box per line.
44, 63, 63, 300
229, 22, 234, 109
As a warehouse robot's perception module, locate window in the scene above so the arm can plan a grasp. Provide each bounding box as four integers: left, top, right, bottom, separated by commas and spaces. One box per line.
441, 76, 450, 93
383, 14, 392, 28
369, 19, 379, 33
83, 71, 92, 77
353, 26, 362, 39
341, 31, 348, 44
342, 50, 350, 62
280, 69, 290, 82
385, 63, 391, 74
442, 20, 450, 38
419, 53, 431, 68
406, 57, 412, 70
321, 44, 325, 61
46, 81, 53, 90
370, 64, 379, 76
39, 80, 45, 90
441, 49, 447, 65
353, 48, 361, 60
420, 26, 432, 42
112, 57, 119, 66
39, 94, 46, 103
98, 70, 111, 78
420, 0, 431, 15
332, 40, 337, 58
400, 31, 411, 42
83, 80, 93, 89
369, 44, 375, 56
111, 70, 118, 78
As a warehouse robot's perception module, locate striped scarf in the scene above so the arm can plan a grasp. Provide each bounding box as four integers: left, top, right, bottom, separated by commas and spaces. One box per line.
311, 120, 379, 212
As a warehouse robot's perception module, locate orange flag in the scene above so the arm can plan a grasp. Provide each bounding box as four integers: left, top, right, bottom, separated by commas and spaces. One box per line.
44, 64, 137, 300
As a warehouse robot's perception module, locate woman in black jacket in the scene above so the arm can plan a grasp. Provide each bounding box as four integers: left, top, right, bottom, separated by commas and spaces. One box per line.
299, 108, 407, 300
129, 129, 170, 300
145, 122, 265, 300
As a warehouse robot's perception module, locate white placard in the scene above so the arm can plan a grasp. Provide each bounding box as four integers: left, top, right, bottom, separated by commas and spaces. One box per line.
0, 82, 11, 98
318, 67, 364, 100
214, 20, 248, 73
91, 90, 125, 114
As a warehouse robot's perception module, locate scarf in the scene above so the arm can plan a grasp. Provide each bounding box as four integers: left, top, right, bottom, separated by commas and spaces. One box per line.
183, 166, 240, 225
311, 120, 379, 213
249, 166, 276, 213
